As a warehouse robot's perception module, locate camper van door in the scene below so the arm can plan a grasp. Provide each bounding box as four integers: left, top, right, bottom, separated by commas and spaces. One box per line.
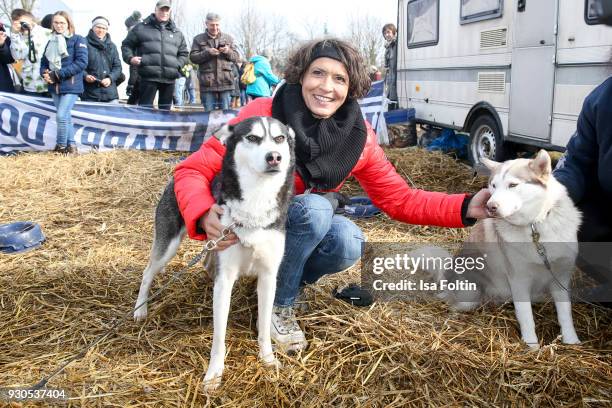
509, 0, 557, 141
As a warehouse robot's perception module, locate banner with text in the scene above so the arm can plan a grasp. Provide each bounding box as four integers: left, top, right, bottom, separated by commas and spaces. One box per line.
0, 92, 238, 154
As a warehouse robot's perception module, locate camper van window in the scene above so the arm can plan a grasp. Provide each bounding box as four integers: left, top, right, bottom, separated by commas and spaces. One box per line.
407, 0, 439, 48
460, 0, 503, 25
585, 0, 611, 25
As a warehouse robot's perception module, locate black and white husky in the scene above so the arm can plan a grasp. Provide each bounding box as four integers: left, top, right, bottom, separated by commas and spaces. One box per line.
134, 117, 295, 390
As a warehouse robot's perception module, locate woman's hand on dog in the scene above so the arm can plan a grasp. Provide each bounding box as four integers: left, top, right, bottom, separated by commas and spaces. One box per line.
466, 188, 492, 219
201, 204, 239, 250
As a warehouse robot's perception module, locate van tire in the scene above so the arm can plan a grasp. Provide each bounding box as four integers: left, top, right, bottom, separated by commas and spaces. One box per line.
468, 115, 506, 165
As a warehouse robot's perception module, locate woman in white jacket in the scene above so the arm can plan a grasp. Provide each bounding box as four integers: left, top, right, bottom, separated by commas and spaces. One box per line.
10, 9, 52, 96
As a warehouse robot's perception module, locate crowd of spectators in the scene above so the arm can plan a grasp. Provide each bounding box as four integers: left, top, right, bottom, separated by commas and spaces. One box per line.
1, 1, 292, 112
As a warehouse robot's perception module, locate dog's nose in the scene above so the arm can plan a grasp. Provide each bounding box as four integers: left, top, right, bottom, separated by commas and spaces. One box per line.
487, 202, 498, 213
266, 151, 282, 167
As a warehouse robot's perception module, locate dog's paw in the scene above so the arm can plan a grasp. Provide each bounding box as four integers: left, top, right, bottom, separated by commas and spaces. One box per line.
202, 368, 223, 393
133, 305, 148, 321
562, 335, 581, 345
260, 353, 282, 370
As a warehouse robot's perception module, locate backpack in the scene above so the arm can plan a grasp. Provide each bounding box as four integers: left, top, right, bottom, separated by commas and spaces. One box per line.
240, 62, 256, 85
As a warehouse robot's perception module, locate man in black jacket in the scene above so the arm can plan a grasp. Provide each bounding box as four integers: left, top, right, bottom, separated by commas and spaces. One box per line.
121, 0, 188, 110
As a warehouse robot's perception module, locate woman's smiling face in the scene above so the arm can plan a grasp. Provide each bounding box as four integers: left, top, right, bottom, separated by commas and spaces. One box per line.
301, 57, 349, 119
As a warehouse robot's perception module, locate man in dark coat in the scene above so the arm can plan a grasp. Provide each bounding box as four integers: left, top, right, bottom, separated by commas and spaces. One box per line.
382, 23, 398, 111
82, 17, 122, 102
0, 25, 15, 92
121, 0, 188, 110
189, 12, 239, 111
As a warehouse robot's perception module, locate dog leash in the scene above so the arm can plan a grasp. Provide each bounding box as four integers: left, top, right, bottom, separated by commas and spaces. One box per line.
530, 223, 609, 311
31, 223, 237, 390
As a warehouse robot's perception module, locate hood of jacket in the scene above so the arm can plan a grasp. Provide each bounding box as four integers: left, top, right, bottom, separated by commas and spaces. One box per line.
249, 55, 266, 64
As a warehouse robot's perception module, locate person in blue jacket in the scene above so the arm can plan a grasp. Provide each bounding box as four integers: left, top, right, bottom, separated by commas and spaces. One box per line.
246, 53, 279, 100
40, 11, 88, 154
554, 75, 612, 307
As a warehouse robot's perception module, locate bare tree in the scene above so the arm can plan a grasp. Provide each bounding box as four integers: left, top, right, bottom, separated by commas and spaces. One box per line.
172, 1, 206, 49
228, 1, 297, 71
0, 0, 36, 22
346, 14, 385, 67
301, 17, 324, 40
228, 0, 266, 60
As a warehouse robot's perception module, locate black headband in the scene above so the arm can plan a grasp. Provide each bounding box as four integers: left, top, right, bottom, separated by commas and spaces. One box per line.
309, 42, 344, 65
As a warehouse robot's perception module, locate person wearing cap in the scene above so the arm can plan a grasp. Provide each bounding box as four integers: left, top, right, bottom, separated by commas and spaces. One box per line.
121, 0, 188, 110
189, 12, 239, 111
173, 38, 491, 353
82, 17, 122, 103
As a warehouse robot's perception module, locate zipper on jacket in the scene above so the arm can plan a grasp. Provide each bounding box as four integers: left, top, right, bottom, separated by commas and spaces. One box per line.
160, 25, 165, 80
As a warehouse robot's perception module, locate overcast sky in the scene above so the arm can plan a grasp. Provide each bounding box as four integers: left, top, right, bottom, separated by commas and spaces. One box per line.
35, 0, 398, 44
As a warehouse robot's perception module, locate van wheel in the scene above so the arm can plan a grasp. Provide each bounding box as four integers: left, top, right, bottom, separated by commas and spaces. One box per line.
468, 115, 505, 165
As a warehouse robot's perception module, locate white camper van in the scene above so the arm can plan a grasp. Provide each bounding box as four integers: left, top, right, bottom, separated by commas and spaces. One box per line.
396, 0, 612, 164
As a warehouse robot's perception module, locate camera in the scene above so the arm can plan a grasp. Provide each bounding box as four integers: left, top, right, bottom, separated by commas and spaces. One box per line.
20, 21, 30, 31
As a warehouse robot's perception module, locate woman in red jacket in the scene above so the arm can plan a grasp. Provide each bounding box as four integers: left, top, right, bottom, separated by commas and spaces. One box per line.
174, 38, 490, 352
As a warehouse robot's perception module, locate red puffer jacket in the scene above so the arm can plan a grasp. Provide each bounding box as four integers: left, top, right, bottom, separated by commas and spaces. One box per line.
174, 97, 469, 240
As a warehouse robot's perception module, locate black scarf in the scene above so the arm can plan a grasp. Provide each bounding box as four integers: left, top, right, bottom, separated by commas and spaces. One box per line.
272, 83, 367, 190
86, 30, 113, 58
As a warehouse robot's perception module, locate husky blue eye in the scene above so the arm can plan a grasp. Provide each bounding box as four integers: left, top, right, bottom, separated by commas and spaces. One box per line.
274, 136, 285, 143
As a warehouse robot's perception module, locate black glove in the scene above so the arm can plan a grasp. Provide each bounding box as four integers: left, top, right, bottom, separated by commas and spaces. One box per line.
333, 284, 374, 307
51, 70, 61, 83
316, 192, 351, 214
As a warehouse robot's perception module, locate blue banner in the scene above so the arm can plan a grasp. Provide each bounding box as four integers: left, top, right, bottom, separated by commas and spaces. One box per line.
358, 80, 389, 144
0, 92, 237, 154
1, 83, 391, 154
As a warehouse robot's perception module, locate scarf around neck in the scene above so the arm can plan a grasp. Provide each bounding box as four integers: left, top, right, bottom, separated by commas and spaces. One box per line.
45, 32, 71, 70
272, 83, 367, 190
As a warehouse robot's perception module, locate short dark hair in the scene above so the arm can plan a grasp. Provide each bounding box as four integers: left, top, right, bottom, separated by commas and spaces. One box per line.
382, 23, 397, 35
11, 8, 36, 23
41, 14, 53, 29
283, 38, 371, 99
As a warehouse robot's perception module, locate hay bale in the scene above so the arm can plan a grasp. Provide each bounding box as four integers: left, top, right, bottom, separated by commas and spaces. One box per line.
0, 149, 610, 406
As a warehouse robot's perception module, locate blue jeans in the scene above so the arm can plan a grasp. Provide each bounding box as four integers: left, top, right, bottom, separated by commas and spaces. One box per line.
187, 87, 196, 104
202, 90, 231, 111
51, 93, 78, 147
274, 194, 364, 307
174, 77, 186, 106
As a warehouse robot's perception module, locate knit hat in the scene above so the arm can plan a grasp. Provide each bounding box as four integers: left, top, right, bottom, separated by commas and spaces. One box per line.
91, 16, 109, 30
124, 11, 142, 29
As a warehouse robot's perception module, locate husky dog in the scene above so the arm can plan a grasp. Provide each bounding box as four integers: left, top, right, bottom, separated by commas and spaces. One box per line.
134, 117, 295, 390
422, 150, 581, 349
